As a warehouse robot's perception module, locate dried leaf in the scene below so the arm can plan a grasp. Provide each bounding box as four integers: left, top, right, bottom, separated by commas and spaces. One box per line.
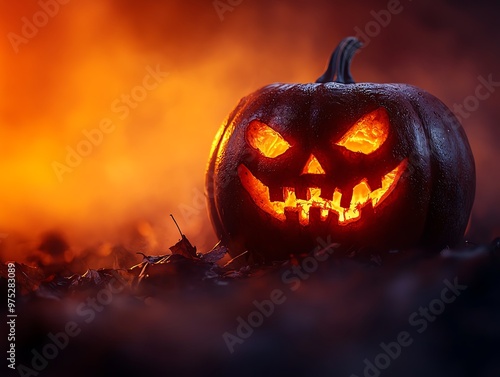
0, 262, 47, 294
169, 235, 197, 259
200, 241, 228, 263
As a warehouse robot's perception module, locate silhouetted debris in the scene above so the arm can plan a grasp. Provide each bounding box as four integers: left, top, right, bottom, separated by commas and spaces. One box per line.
136, 252, 167, 264
1, 237, 500, 377
0, 234, 243, 297
200, 241, 228, 263
169, 235, 197, 259
0, 262, 46, 294
2, 235, 499, 305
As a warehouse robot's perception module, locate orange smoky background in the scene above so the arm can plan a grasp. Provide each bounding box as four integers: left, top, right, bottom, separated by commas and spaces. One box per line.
0, 0, 499, 268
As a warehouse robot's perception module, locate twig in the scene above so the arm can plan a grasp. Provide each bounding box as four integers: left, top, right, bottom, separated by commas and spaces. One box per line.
223, 250, 249, 268
170, 214, 183, 237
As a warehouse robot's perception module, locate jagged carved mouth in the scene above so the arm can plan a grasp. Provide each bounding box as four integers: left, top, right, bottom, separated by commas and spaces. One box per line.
237, 160, 407, 226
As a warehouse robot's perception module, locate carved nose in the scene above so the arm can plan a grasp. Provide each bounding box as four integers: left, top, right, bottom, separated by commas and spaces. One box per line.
301, 154, 325, 175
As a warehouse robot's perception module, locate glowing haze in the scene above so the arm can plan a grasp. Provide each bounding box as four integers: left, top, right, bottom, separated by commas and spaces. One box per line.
0, 0, 498, 265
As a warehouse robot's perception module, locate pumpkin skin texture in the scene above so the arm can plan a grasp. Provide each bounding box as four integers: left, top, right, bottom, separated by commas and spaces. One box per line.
206, 38, 475, 262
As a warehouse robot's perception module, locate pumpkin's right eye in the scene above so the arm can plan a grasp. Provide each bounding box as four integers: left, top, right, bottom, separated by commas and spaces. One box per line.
246, 120, 290, 158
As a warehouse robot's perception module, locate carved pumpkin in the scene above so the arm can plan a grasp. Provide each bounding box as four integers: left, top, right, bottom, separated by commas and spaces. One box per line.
206, 37, 475, 262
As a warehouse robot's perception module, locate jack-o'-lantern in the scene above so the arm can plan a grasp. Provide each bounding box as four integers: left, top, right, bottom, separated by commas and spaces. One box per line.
206, 37, 475, 262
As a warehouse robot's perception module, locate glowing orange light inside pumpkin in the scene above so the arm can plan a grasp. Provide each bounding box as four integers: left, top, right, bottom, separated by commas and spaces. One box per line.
238, 159, 407, 226
337, 107, 389, 154
246, 120, 291, 158
301, 154, 325, 175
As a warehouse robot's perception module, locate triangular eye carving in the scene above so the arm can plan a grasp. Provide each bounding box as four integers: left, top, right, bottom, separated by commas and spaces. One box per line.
246, 120, 291, 158
336, 107, 389, 154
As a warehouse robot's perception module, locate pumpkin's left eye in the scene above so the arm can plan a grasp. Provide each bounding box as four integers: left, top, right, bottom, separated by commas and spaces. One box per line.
336, 107, 389, 154
246, 120, 291, 158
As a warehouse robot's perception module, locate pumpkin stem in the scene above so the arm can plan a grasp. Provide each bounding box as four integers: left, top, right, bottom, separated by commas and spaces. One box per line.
316, 37, 362, 84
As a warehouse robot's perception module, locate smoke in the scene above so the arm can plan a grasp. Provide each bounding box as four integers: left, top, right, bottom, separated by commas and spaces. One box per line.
0, 0, 498, 264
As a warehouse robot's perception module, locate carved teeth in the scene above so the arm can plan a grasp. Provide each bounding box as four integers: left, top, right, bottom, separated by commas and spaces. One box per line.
283, 187, 296, 207
237, 160, 407, 226
283, 186, 334, 225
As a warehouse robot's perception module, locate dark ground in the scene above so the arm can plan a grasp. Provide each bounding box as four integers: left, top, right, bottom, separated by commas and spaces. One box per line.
1, 239, 500, 377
